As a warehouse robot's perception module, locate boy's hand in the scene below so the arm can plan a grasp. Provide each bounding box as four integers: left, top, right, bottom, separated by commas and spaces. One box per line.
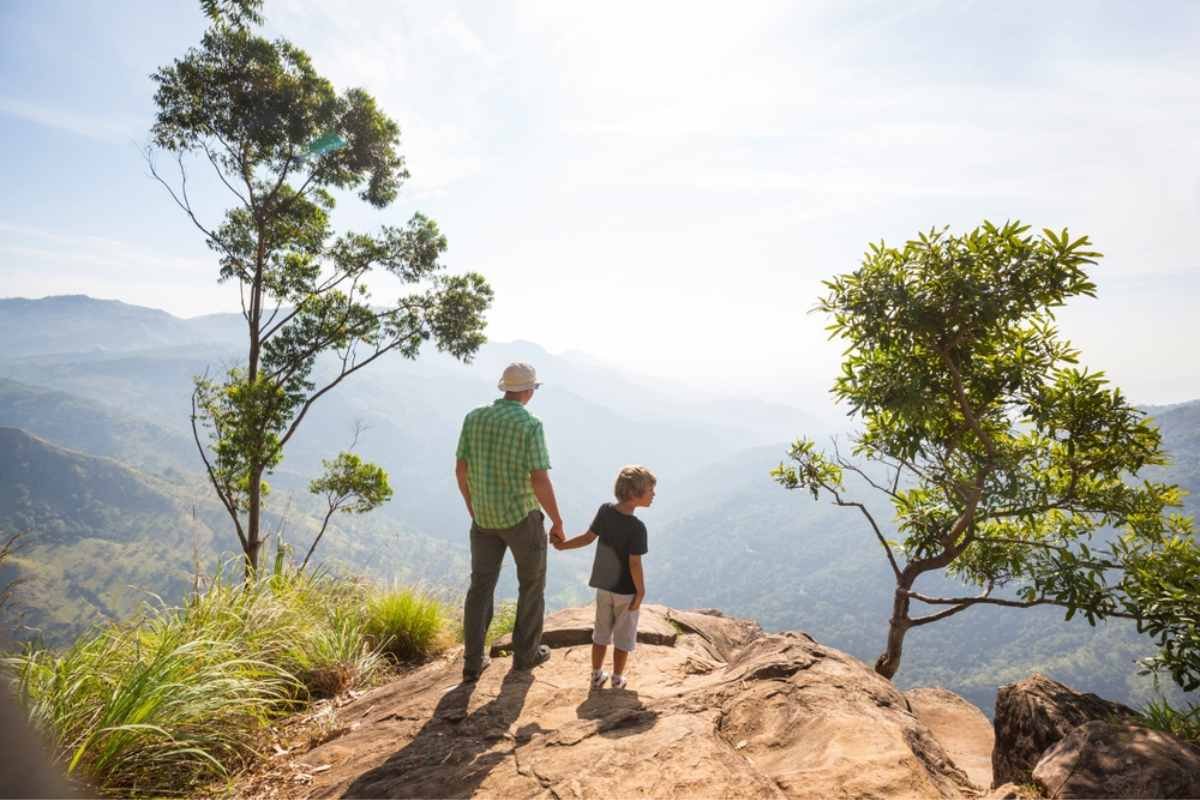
629, 594, 644, 611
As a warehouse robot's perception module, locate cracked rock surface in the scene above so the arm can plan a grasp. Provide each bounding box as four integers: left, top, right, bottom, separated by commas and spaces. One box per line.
293, 605, 984, 799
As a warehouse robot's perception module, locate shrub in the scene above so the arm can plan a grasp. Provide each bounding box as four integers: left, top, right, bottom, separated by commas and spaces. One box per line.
3, 564, 405, 796
364, 587, 449, 662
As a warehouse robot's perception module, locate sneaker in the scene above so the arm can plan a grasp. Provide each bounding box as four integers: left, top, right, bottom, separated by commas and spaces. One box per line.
462, 655, 491, 683
514, 644, 551, 671
591, 669, 610, 688
611, 674, 628, 690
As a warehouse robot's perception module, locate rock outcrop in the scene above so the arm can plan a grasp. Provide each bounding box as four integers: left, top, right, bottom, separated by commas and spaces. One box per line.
906, 687, 995, 789
269, 605, 985, 799
991, 673, 1136, 786
1032, 720, 1200, 799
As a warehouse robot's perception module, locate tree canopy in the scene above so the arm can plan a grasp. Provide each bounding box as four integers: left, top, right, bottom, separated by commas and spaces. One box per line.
774, 221, 1197, 684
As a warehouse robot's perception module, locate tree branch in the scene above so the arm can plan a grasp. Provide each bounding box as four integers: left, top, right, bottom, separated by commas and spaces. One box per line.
905, 589, 1140, 620
275, 331, 423, 454
191, 385, 248, 551
821, 481, 903, 580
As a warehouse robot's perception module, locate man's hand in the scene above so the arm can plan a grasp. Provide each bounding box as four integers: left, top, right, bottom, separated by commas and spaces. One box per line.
629, 593, 644, 612
549, 520, 565, 545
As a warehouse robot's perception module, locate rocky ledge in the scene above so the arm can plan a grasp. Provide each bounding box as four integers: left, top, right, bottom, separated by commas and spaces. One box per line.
270, 605, 992, 799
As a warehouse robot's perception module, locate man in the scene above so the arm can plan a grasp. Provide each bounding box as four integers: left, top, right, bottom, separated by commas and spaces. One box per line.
455, 361, 566, 681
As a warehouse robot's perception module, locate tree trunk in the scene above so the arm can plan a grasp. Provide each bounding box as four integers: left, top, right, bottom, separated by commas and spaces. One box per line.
243, 253, 264, 580
245, 465, 263, 578
874, 581, 913, 679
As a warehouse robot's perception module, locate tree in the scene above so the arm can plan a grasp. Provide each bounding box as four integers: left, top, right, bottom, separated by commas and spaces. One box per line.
773, 221, 1196, 681
150, 2, 492, 575
301, 452, 393, 571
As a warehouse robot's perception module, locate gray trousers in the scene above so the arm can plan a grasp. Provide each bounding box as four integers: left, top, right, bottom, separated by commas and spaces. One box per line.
463, 509, 547, 672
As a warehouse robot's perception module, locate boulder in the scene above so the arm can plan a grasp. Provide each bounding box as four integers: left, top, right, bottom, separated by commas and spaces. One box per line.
489, 603, 678, 656
1032, 720, 1200, 799
906, 687, 995, 789
992, 673, 1136, 786
265, 605, 979, 799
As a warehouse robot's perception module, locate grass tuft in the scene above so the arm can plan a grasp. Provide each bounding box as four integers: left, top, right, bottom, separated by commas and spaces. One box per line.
1139, 697, 1200, 742
364, 587, 450, 662
6, 564, 449, 796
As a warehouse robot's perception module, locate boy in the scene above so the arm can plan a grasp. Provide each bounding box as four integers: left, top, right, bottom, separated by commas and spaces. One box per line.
553, 464, 655, 689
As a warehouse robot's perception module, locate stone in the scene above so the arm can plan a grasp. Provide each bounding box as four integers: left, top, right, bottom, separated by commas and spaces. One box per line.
906, 686, 995, 789
992, 673, 1136, 786
1032, 720, 1200, 799
248, 605, 979, 799
489, 603, 678, 656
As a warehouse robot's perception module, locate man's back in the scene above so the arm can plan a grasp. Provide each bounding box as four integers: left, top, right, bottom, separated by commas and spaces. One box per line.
456, 399, 550, 529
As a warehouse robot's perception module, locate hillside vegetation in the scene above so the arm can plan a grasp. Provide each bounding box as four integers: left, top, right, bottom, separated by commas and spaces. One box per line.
0, 295, 1196, 713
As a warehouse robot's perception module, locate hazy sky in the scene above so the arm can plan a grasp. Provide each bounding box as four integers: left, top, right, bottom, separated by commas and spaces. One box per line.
2, 0, 1198, 407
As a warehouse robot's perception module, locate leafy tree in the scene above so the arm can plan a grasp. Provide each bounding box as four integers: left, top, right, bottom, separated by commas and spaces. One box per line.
301, 452, 393, 571
774, 221, 1196, 681
150, 3, 492, 574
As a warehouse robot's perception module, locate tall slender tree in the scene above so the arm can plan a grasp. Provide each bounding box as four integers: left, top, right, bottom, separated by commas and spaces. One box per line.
150, 1, 492, 574
774, 221, 1196, 681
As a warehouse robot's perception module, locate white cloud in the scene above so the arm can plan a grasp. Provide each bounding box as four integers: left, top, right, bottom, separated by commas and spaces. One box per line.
0, 96, 145, 143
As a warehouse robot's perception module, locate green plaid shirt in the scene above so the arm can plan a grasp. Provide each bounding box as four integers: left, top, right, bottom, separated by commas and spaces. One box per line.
456, 399, 552, 529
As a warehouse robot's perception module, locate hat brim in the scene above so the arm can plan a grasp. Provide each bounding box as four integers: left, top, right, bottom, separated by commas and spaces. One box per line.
497, 381, 541, 392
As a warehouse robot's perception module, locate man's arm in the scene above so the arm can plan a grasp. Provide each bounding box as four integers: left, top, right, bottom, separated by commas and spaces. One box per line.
628, 554, 645, 610
530, 468, 565, 542
455, 458, 474, 519
554, 530, 597, 551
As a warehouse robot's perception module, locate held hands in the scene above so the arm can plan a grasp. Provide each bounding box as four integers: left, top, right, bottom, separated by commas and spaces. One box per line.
549, 519, 566, 549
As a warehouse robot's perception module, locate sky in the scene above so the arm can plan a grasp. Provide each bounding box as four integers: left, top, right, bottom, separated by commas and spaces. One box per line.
1, 0, 1198, 409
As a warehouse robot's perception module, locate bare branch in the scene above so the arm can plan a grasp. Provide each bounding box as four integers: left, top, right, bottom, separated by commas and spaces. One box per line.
190, 384, 248, 551
833, 440, 902, 501
200, 141, 249, 205
819, 479, 903, 580
905, 589, 1139, 620
145, 149, 220, 244
275, 331, 423, 454
907, 602, 973, 627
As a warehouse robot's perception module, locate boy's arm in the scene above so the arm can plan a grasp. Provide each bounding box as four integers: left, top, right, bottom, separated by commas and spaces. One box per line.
553, 530, 597, 550
628, 554, 645, 610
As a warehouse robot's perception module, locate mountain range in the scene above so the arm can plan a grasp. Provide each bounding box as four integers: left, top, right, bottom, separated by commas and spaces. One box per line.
1, 294, 1195, 712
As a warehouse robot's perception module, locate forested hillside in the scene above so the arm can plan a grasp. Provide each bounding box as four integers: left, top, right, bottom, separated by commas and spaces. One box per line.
0, 295, 1195, 714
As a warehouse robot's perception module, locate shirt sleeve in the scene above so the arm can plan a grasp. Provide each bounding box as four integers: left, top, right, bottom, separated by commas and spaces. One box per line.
632, 521, 648, 556
589, 505, 606, 538
526, 420, 551, 471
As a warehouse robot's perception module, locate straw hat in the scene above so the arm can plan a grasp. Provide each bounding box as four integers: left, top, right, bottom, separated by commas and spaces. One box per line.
497, 362, 541, 392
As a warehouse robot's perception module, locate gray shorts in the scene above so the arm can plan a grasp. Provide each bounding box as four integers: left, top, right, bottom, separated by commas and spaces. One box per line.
593, 589, 639, 652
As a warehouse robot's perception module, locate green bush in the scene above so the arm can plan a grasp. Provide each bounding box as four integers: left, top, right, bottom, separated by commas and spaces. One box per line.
364, 587, 449, 661
3, 565, 414, 796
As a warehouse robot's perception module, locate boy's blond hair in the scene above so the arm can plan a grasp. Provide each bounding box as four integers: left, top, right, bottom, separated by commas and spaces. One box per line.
614, 464, 656, 502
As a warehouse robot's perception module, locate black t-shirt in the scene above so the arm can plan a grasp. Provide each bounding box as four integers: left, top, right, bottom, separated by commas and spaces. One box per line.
586, 503, 649, 595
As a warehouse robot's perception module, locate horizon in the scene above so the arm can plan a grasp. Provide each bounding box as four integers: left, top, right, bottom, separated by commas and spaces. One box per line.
2, 1, 1199, 406
2, 291, 1199, 419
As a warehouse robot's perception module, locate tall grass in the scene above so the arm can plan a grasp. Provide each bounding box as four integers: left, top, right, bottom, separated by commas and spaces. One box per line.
6, 565, 452, 796
1139, 697, 1200, 742
365, 587, 450, 661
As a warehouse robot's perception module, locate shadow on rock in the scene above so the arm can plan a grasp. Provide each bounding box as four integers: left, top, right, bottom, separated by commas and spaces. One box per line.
342, 668, 534, 799
575, 687, 660, 740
